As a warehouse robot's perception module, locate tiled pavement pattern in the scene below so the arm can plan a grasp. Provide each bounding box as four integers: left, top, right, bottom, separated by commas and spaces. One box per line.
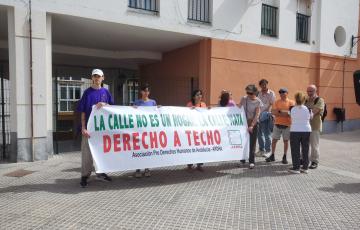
0, 131, 359, 230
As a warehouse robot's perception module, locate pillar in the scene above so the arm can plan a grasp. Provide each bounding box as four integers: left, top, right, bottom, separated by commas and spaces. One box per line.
8, 6, 52, 162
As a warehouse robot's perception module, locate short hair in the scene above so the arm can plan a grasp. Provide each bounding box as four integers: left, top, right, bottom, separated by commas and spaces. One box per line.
259, 79, 268, 85
294, 91, 306, 105
245, 84, 258, 94
140, 84, 150, 91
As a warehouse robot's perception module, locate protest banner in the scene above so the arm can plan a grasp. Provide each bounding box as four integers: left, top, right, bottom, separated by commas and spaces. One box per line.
87, 106, 249, 173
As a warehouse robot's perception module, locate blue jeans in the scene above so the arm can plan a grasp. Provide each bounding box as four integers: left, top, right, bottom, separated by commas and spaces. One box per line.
257, 119, 272, 152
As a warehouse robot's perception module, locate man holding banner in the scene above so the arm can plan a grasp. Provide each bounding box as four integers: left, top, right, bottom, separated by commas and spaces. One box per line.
78, 69, 114, 188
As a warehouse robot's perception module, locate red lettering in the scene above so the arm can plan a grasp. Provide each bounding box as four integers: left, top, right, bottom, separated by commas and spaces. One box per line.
173, 131, 181, 147
193, 131, 200, 146
200, 131, 207, 145
185, 130, 192, 145
123, 133, 131, 151
133, 132, 140, 150
159, 131, 167, 148
103, 135, 111, 153
214, 130, 221, 145
150, 132, 158, 148
142, 132, 149, 149
206, 130, 214, 145
113, 134, 121, 152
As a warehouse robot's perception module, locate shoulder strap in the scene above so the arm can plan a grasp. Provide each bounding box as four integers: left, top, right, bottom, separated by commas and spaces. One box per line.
314, 97, 320, 104
245, 97, 248, 114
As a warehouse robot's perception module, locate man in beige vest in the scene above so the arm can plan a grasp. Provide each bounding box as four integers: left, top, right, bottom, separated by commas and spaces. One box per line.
305, 85, 325, 169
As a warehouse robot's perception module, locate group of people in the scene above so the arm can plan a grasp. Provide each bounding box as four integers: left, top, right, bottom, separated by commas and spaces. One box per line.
236, 80, 325, 173
77, 69, 325, 188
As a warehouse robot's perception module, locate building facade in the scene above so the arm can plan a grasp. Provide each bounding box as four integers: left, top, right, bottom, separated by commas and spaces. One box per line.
0, 0, 359, 162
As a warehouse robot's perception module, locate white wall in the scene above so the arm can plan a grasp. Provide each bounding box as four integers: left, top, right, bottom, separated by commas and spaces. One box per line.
319, 0, 359, 57
0, 0, 358, 57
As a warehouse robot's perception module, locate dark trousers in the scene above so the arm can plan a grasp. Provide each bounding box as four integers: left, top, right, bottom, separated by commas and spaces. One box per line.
290, 132, 310, 170
249, 124, 258, 164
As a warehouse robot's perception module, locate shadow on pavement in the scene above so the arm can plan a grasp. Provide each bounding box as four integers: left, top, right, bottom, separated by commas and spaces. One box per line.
0, 163, 236, 195
318, 183, 360, 194
229, 162, 291, 179
62, 167, 82, 173
0, 162, 294, 195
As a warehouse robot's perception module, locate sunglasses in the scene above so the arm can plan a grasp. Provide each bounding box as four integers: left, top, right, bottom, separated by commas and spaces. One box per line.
279, 91, 287, 94
246, 92, 254, 95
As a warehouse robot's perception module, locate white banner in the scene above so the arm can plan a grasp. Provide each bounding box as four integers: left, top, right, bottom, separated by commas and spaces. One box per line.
87, 106, 249, 173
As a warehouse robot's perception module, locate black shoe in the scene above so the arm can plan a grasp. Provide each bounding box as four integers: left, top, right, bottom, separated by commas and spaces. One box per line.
282, 155, 288, 164
309, 162, 318, 169
96, 173, 112, 182
266, 154, 275, 162
80, 176, 88, 188
240, 160, 246, 164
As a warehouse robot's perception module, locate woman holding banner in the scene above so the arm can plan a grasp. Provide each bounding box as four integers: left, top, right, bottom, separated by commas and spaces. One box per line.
239, 85, 263, 169
134, 84, 157, 178
186, 89, 207, 171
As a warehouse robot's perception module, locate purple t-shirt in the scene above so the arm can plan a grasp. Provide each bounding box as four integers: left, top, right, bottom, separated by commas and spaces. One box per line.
228, 100, 237, 107
134, 99, 157, 106
77, 87, 114, 125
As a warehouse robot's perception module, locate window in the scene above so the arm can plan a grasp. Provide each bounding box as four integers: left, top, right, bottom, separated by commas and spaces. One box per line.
188, 0, 211, 23
58, 83, 82, 112
128, 0, 158, 12
296, 13, 310, 43
126, 79, 139, 105
261, 4, 278, 37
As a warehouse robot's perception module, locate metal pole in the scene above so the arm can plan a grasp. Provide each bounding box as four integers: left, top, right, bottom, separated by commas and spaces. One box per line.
29, 0, 35, 161
54, 68, 59, 154
341, 56, 346, 132
0, 64, 5, 161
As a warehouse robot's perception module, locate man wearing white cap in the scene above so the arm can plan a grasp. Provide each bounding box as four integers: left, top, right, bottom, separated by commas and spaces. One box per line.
77, 69, 114, 188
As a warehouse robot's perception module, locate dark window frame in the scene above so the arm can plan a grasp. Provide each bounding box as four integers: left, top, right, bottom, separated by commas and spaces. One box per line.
188, 0, 212, 24
261, 4, 278, 37
128, 0, 159, 13
296, 12, 310, 43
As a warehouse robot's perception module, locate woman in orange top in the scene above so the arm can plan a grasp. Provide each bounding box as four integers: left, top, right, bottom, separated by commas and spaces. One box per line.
186, 89, 206, 171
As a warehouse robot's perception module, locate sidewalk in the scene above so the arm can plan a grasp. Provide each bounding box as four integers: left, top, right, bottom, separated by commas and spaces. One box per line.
0, 131, 359, 230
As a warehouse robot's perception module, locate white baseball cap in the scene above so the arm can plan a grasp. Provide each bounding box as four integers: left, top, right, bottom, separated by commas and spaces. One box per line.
91, 69, 104, 77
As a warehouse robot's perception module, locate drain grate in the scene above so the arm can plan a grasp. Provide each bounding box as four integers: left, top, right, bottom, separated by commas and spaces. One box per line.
4, 169, 35, 177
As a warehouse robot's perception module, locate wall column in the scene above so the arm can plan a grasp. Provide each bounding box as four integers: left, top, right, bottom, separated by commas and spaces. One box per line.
8, 6, 53, 162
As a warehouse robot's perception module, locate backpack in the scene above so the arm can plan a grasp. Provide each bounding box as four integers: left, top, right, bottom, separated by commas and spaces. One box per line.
314, 97, 327, 122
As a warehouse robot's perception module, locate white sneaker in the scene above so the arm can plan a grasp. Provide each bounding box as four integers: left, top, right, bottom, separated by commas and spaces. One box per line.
262, 151, 271, 158
249, 163, 255, 169
288, 168, 300, 174
255, 151, 264, 157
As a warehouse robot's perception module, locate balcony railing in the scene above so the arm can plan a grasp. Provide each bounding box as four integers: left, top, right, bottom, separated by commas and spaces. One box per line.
261, 4, 278, 37
296, 13, 310, 43
188, 0, 211, 23
128, 0, 158, 13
